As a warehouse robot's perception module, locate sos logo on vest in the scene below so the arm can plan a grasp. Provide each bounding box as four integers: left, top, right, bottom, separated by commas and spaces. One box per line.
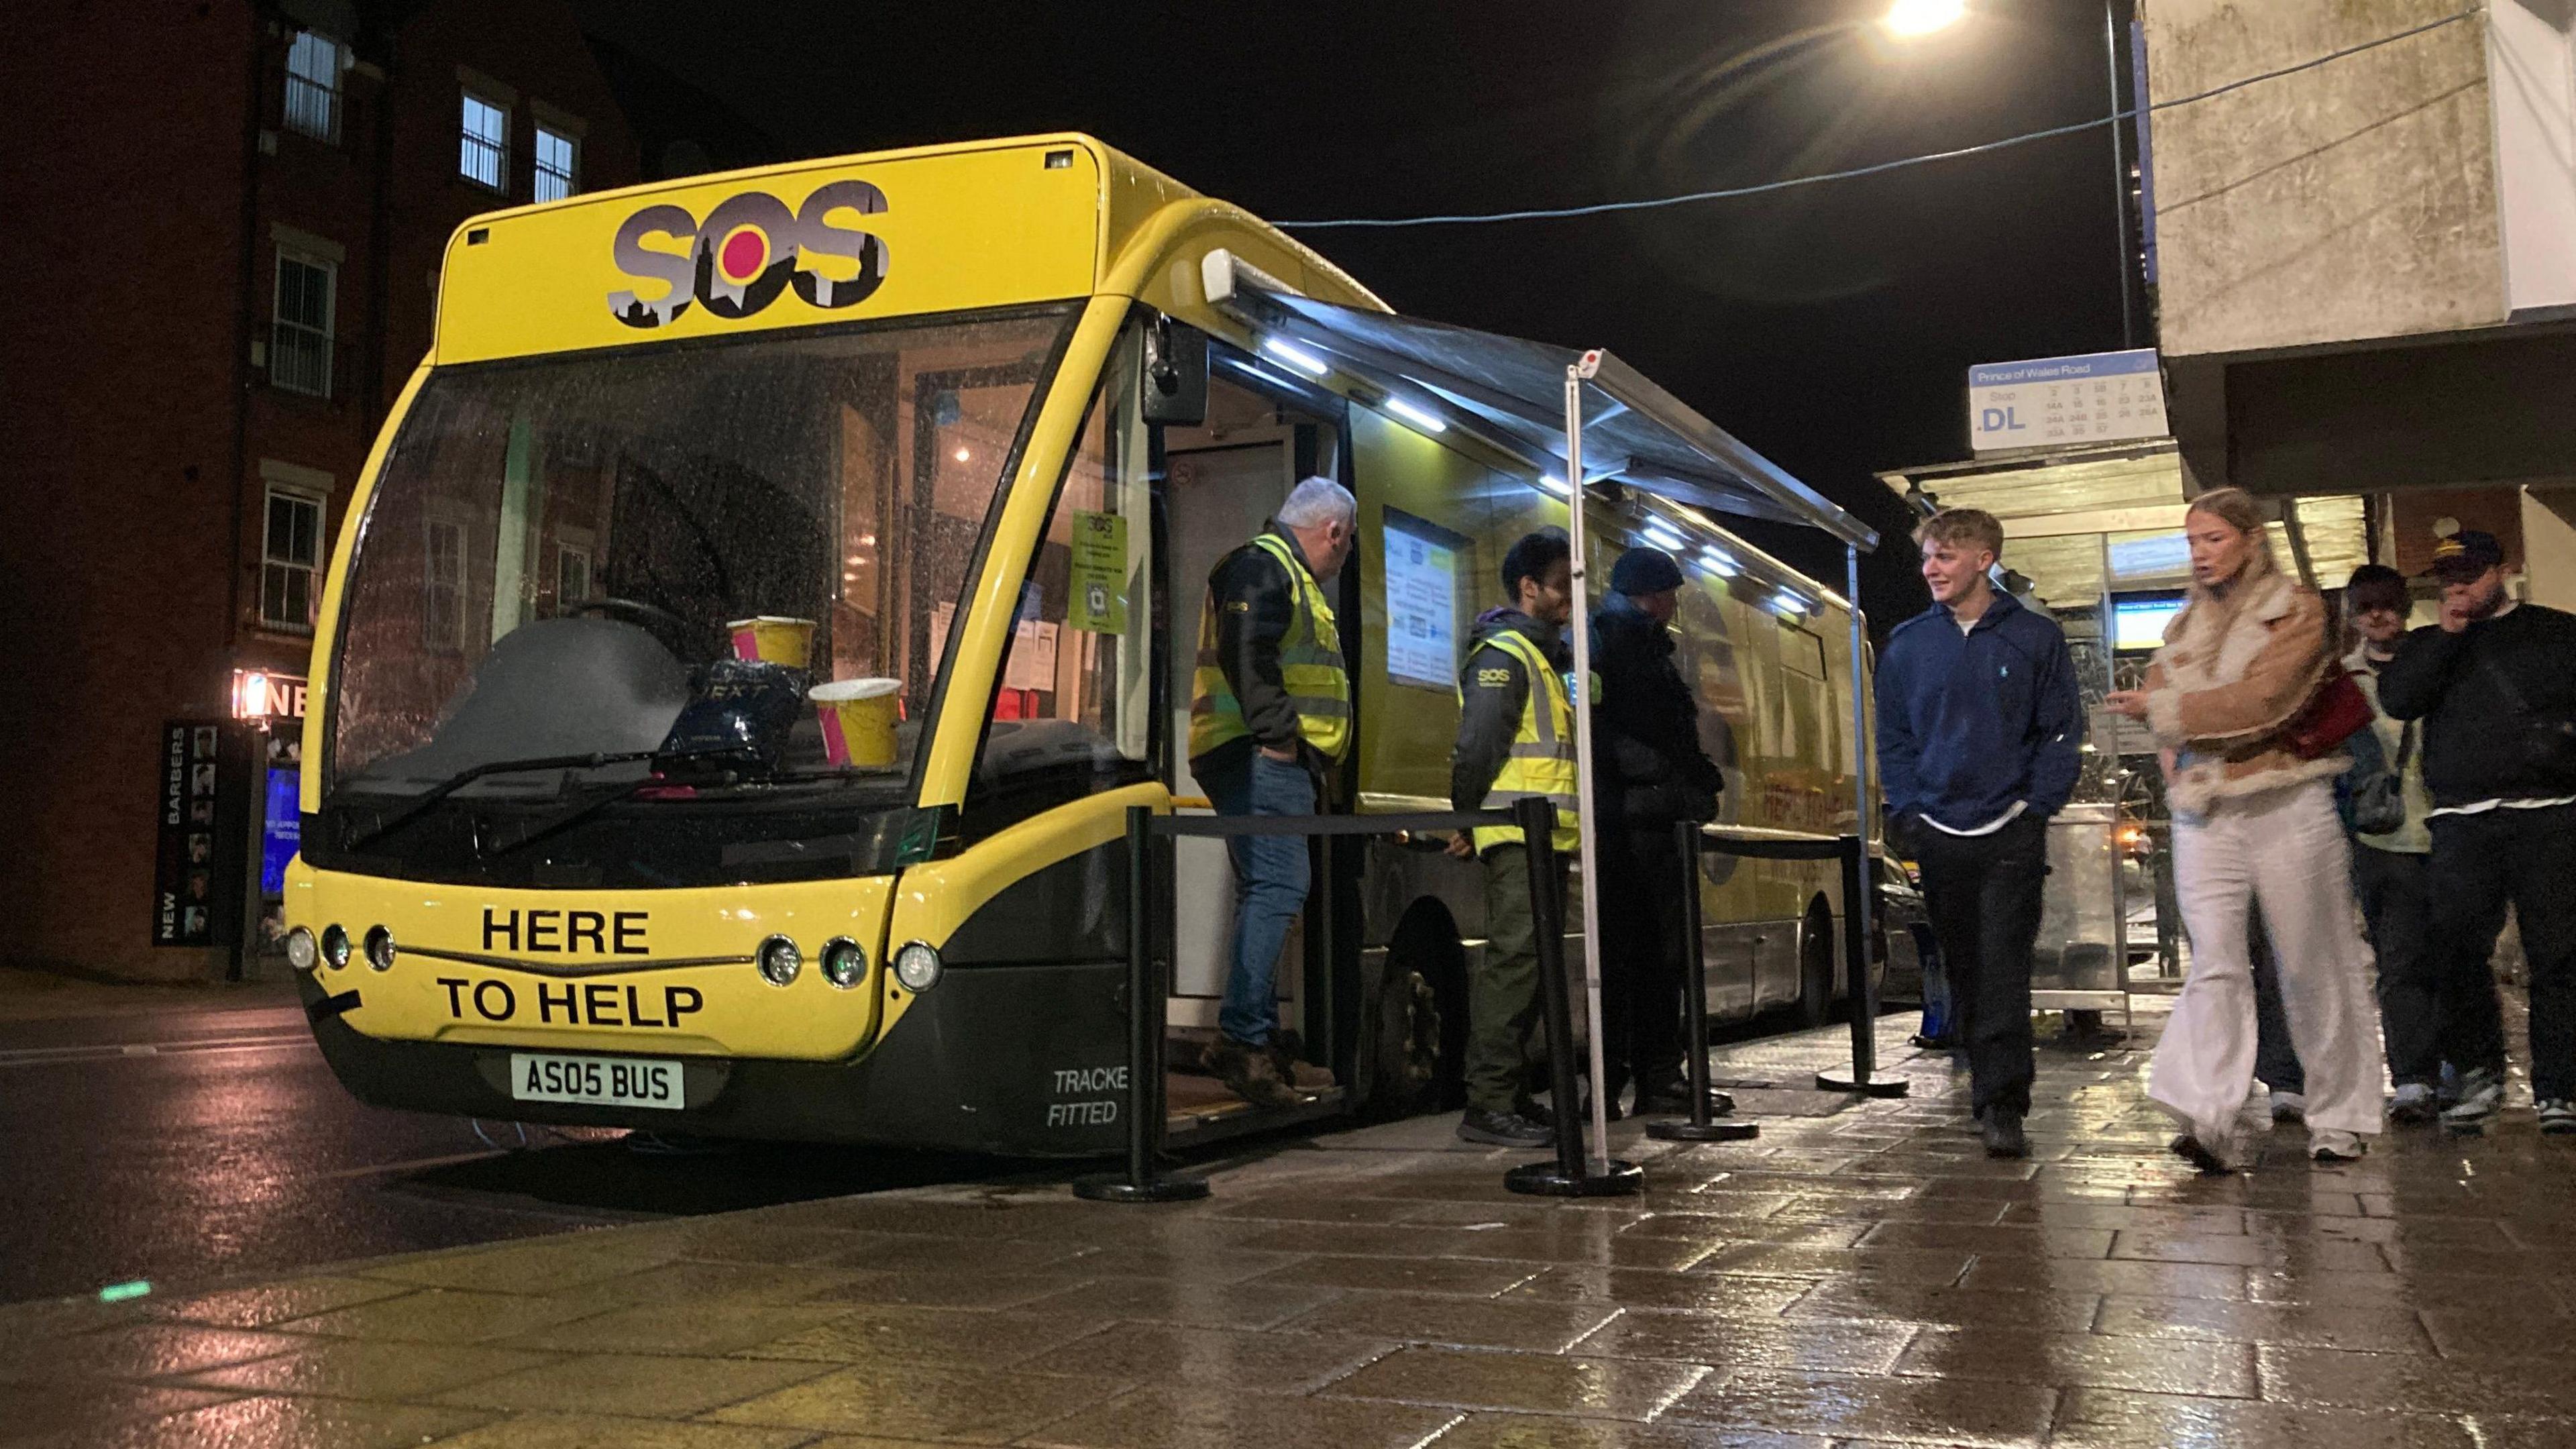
606, 179, 890, 329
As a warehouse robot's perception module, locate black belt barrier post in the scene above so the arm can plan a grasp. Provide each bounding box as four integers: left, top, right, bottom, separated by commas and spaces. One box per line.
1648, 820, 1760, 1143
1075, 805, 1211, 1203
1505, 796, 1644, 1197
1815, 834, 1910, 1099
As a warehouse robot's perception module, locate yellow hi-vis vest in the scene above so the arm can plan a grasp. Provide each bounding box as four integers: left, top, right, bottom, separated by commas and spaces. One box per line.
1462, 628, 1580, 855
1189, 533, 1350, 762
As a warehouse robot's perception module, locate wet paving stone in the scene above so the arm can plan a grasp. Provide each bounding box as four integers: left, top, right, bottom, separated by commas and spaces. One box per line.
1276, 1290, 1622, 1352
1566, 1310, 1919, 1373
1657, 1366, 2058, 1444
2092, 1292, 2436, 1353
1016, 1320, 1397, 1392
1417, 1413, 1833, 1448
428, 1351, 837, 1418
702, 1362, 1118, 1442
1018, 1386, 1456, 1449
2043, 1387, 2479, 1449
1897, 1324, 2259, 1397
1320, 1344, 1711, 1420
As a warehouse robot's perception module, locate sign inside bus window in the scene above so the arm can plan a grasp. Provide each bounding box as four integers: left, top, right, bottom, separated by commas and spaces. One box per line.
608, 180, 891, 329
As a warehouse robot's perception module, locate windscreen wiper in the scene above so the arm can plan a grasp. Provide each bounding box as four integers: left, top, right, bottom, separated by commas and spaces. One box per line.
343, 751, 660, 854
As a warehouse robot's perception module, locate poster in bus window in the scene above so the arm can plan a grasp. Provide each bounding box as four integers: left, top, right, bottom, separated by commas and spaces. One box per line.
1066, 509, 1128, 633
1382, 513, 1460, 690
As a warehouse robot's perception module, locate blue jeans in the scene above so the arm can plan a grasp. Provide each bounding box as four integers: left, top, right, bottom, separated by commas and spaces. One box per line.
1205, 751, 1315, 1047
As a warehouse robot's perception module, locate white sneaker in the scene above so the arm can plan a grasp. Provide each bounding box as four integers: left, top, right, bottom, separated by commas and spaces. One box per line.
2269, 1090, 2307, 1125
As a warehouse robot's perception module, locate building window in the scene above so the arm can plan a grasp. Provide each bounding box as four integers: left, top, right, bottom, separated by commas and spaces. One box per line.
262, 488, 324, 632
270, 250, 336, 397
424, 519, 466, 650
283, 31, 344, 144
460, 91, 509, 190
556, 542, 592, 607
534, 124, 578, 202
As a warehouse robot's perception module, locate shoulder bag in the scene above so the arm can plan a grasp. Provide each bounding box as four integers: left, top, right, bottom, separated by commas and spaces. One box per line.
2279, 666, 2374, 761
2348, 720, 2414, 837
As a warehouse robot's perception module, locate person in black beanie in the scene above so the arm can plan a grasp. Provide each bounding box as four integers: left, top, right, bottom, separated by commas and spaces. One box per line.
1589, 545, 1729, 1118
2377, 531, 2576, 1134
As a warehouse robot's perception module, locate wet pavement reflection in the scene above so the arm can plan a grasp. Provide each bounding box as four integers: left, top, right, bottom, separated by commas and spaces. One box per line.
8, 1009, 2576, 1446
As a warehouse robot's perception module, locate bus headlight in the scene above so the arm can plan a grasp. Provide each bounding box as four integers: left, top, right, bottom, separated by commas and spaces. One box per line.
819, 937, 866, 989
284, 927, 317, 972
364, 925, 397, 971
757, 934, 802, 987
893, 941, 941, 994
321, 924, 352, 971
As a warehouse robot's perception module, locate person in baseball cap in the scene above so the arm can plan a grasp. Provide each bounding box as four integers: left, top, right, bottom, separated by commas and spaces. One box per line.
2381, 525, 2576, 1134
2420, 529, 2506, 587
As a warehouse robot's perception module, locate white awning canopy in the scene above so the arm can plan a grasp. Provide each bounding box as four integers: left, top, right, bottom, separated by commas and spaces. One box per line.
1204, 252, 1877, 553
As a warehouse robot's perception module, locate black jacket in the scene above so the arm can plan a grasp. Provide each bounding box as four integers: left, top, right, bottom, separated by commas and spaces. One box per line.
1450, 608, 1568, 812
1191, 525, 1325, 777
1589, 592, 1721, 828
2375, 602, 2576, 809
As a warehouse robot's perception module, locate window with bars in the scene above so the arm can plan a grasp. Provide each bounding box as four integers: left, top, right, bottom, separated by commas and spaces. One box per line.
460, 91, 508, 190
534, 125, 578, 202
262, 488, 324, 632
424, 519, 466, 650
284, 31, 344, 143
270, 250, 335, 397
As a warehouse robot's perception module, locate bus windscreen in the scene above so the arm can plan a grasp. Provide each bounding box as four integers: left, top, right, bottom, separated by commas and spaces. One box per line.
315, 304, 1079, 885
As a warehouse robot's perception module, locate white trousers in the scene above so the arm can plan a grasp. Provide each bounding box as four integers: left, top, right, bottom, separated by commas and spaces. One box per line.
2149, 779, 2383, 1146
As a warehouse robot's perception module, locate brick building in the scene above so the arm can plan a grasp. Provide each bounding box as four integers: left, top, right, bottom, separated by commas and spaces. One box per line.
1, 0, 644, 981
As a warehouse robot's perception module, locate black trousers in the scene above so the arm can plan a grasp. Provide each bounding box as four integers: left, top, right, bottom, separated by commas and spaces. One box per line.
2249, 908, 2305, 1097
2428, 804, 2576, 1099
2355, 845, 2438, 1088
1913, 814, 2047, 1119
1597, 824, 1688, 1097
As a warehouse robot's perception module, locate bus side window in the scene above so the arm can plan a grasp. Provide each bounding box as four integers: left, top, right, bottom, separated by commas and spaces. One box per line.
963, 332, 1157, 836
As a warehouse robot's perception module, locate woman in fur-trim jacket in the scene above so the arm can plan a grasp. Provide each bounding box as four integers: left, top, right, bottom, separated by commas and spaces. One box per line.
2107, 488, 2383, 1170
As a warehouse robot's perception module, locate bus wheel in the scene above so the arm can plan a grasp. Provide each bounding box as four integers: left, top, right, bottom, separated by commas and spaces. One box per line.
1795, 901, 1835, 1028
1367, 906, 1465, 1120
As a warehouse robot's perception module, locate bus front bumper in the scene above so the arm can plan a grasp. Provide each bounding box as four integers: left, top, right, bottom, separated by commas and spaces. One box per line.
296, 959, 1131, 1157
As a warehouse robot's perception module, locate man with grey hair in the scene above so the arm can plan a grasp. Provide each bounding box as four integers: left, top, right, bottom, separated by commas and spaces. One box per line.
1189, 476, 1357, 1106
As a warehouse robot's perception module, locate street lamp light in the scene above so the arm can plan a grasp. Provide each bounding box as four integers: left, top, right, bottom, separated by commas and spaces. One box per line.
1882, 0, 1966, 38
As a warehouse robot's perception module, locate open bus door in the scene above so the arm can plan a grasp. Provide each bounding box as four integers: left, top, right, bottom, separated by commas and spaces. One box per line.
1152, 341, 1358, 1140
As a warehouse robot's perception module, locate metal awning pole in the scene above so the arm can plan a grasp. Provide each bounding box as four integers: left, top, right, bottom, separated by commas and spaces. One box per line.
1565, 356, 1612, 1177
1845, 543, 1880, 1054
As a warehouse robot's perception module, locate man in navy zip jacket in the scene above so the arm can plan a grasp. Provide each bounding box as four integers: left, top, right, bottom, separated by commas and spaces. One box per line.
1876, 508, 2084, 1158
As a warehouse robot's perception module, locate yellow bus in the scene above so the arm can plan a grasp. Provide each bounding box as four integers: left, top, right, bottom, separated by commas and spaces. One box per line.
285, 134, 1887, 1155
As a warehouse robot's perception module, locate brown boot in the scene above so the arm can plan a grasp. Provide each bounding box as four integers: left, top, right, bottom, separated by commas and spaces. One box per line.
1267, 1033, 1338, 1091
1207, 1039, 1302, 1108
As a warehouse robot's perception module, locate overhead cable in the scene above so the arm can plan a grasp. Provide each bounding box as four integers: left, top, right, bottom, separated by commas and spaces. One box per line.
1275, 8, 2479, 230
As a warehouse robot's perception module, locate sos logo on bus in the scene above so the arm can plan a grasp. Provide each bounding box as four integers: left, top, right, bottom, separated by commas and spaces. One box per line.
606, 179, 890, 329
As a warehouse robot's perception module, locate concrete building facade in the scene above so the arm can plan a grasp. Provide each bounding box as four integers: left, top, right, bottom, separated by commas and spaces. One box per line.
1, 0, 641, 981
2141, 0, 2576, 607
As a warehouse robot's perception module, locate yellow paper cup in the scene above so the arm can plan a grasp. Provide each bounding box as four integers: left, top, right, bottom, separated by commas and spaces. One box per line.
812, 678, 902, 768
727, 616, 815, 669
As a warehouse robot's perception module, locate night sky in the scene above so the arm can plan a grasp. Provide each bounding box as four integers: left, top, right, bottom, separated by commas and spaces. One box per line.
576, 0, 2143, 625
